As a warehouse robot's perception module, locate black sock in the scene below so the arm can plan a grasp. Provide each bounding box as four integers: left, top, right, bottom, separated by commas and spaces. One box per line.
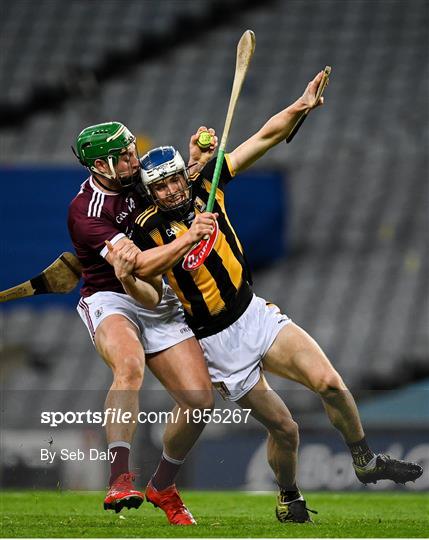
347, 436, 375, 467
278, 483, 302, 503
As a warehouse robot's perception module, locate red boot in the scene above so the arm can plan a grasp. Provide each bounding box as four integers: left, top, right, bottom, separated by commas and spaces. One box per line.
103, 473, 144, 513
145, 482, 196, 525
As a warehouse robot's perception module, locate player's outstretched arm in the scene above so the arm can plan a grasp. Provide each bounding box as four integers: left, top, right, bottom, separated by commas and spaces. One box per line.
106, 239, 162, 308
228, 70, 325, 173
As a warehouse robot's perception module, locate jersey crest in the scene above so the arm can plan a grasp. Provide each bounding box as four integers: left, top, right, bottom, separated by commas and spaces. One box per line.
182, 220, 219, 271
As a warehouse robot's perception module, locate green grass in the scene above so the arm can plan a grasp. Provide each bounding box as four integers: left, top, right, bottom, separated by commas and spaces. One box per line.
1, 491, 428, 538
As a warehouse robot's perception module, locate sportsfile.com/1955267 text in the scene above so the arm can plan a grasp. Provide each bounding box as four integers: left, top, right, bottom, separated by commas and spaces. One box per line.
40, 408, 252, 427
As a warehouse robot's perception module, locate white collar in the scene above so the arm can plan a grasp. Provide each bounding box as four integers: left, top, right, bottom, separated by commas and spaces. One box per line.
89, 176, 120, 196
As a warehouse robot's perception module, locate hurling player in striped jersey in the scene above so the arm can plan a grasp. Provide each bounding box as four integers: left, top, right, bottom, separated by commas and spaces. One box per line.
112, 72, 423, 523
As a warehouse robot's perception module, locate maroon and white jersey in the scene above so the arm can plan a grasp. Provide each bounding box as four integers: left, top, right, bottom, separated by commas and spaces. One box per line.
68, 176, 146, 297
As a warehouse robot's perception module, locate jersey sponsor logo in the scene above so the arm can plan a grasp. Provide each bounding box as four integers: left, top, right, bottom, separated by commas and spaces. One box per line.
126, 196, 136, 212
116, 197, 136, 224
116, 211, 129, 224
166, 224, 182, 237
182, 221, 219, 271
94, 307, 104, 319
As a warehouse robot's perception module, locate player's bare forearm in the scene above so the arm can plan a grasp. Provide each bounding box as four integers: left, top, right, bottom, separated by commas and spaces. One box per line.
134, 212, 218, 278
120, 274, 162, 309
133, 235, 194, 278
105, 238, 162, 308
229, 103, 305, 171
229, 71, 325, 173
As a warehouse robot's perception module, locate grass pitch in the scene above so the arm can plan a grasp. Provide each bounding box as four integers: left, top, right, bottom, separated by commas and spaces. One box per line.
0, 490, 427, 538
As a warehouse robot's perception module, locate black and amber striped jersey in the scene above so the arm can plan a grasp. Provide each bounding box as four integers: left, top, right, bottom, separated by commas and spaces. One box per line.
132, 156, 253, 338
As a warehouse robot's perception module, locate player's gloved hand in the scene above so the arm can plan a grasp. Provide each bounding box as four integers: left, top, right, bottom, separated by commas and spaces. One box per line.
187, 212, 218, 244
188, 126, 218, 175
299, 71, 326, 110
105, 238, 141, 281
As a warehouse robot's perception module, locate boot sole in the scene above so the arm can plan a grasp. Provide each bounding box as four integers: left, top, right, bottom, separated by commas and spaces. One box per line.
104, 495, 144, 513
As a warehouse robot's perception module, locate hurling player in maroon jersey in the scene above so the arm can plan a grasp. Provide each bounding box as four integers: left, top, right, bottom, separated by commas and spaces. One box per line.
68, 122, 218, 524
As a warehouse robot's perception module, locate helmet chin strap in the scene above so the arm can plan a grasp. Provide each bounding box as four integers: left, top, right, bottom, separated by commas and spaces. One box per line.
92, 174, 123, 193
92, 169, 139, 193
90, 158, 124, 193
91, 156, 139, 191
90, 166, 122, 193
107, 156, 117, 180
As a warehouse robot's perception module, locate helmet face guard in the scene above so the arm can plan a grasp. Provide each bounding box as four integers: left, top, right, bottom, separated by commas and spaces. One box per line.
140, 146, 192, 217
74, 122, 140, 189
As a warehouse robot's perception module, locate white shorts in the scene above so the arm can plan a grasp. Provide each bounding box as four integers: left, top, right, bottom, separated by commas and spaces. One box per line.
77, 283, 194, 354
199, 294, 291, 401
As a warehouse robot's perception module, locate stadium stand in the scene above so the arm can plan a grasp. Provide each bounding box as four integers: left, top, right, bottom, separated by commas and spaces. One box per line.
1, 0, 428, 424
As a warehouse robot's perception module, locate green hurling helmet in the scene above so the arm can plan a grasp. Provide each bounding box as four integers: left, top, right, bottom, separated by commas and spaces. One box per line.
74, 122, 136, 183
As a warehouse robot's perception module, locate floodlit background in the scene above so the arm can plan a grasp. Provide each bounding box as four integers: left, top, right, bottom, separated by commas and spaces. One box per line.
0, 0, 428, 492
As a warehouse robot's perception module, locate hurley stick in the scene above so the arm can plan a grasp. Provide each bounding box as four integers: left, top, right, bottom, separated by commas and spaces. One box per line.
286, 65, 331, 143
206, 29, 256, 212
0, 252, 82, 303
182, 30, 256, 271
